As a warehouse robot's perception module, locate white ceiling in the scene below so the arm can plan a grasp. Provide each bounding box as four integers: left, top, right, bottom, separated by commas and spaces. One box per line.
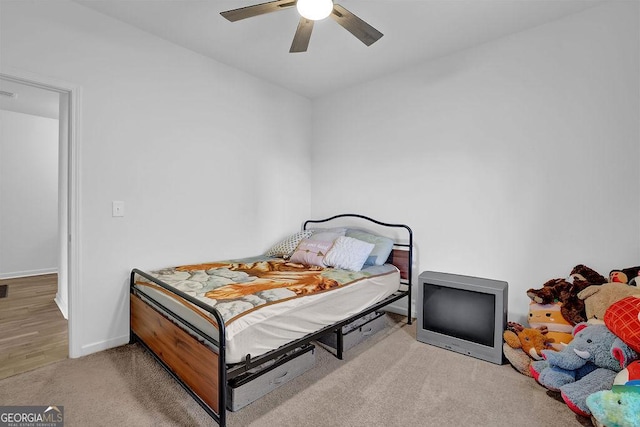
76, 1, 602, 98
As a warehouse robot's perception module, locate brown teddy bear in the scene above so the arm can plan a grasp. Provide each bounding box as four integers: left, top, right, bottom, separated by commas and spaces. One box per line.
571, 264, 609, 286
526, 264, 607, 325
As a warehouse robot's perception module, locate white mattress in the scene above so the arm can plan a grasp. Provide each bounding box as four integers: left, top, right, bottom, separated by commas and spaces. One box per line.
135, 264, 400, 364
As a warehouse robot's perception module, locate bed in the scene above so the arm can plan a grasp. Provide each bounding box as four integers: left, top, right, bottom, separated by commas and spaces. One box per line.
130, 214, 413, 426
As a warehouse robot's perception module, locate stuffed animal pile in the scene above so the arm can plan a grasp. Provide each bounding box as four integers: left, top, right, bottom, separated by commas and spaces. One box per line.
506, 264, 640, 425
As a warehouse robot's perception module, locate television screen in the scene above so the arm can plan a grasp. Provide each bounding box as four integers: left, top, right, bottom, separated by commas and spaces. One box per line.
422, 284, 495, 347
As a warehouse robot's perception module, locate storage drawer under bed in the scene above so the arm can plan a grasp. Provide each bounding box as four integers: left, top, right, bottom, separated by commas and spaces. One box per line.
227, 344, 317, 411
318, 311, 389, 352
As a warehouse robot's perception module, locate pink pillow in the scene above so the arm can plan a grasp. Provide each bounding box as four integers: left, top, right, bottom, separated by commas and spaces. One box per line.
289, 239, 333, 267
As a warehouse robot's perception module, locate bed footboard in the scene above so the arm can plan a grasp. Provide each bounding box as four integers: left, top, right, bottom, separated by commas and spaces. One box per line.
130, 294, 220, 412
130, 268, 228, 426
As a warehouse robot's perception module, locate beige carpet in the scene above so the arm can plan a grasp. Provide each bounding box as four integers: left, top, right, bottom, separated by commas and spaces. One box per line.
0, 318, 593, 427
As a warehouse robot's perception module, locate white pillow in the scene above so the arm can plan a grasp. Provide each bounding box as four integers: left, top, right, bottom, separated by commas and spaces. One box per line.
323, 236, 375, 271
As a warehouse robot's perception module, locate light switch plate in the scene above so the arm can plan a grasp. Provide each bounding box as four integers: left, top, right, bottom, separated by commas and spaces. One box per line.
112, 201, 125, 217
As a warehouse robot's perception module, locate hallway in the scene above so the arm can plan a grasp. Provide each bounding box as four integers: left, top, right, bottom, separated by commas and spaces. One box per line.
0, 274, 67, 379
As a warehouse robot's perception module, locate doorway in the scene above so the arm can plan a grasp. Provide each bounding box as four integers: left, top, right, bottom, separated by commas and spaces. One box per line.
0, 69, 81, 359
0, 80, 59, 280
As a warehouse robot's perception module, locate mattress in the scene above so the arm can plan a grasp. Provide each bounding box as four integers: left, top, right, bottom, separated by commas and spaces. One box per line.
133, 257, 400, 364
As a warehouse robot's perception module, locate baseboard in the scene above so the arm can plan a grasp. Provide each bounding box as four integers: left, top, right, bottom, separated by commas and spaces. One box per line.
80, 334, 130, 357
383, 297, 416, 319
0, 268, 58, 280
54, 294, 68, 319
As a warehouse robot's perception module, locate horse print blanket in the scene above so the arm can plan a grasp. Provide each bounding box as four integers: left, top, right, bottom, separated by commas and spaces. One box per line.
135, 256, 393, 324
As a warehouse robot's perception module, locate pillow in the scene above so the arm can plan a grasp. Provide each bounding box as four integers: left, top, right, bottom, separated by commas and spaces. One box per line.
307, 227, 347, 243
289, 239, 333, 267
345, 229, 394, 266
604, 296, 640, 353
323, 236, 375, 272
309, 228, 347, 242
264, 230, 313, 258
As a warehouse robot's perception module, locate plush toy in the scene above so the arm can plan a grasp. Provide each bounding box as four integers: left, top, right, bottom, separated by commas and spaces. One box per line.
609, 266, 640, 286
503, 343, 532, 377
586, 360, 640, 427
503, 322, 555, 376
530, 323, 638, 416
528, 302, 573, 349
605, 296, 640, 354
578, 283, 640, 325
527, 265, 607, 325
614, 360, 640, 386
572, 264, 609, 287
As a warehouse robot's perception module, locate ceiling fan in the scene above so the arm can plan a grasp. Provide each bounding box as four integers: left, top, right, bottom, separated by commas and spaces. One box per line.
220, 0, 383, 53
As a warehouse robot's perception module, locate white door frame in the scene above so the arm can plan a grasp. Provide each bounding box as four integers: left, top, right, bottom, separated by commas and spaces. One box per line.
1, 67, 82, 358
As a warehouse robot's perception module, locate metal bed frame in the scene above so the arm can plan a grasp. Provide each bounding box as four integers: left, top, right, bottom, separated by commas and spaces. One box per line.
129, 214, 413, 426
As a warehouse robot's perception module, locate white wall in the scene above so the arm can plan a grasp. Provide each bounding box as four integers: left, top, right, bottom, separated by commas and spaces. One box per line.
0, 110, 59, 278
311, 1, 640, 323
1, 0, 637, 354
0, 1, 312, 355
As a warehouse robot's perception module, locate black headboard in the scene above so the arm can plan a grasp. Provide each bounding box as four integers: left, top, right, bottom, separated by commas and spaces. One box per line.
303, 213, 413, 287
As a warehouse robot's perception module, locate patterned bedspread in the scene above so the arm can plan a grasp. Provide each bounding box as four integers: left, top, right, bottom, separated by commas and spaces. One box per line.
135, 256, 388, 324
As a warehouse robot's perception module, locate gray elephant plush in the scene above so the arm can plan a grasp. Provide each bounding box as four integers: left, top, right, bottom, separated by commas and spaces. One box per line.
530, 323, 638, 417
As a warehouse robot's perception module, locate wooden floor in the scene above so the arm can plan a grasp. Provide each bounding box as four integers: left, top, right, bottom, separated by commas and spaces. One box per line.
0, 274, 68, 380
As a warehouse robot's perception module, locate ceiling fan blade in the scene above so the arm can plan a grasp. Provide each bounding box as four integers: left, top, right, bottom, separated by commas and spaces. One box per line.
290, 18, 314, 53
330, 4, 383, 47
221, 0, 295, 22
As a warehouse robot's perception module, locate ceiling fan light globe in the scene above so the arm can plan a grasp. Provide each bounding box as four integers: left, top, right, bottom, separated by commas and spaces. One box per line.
296, 0, 333, 21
